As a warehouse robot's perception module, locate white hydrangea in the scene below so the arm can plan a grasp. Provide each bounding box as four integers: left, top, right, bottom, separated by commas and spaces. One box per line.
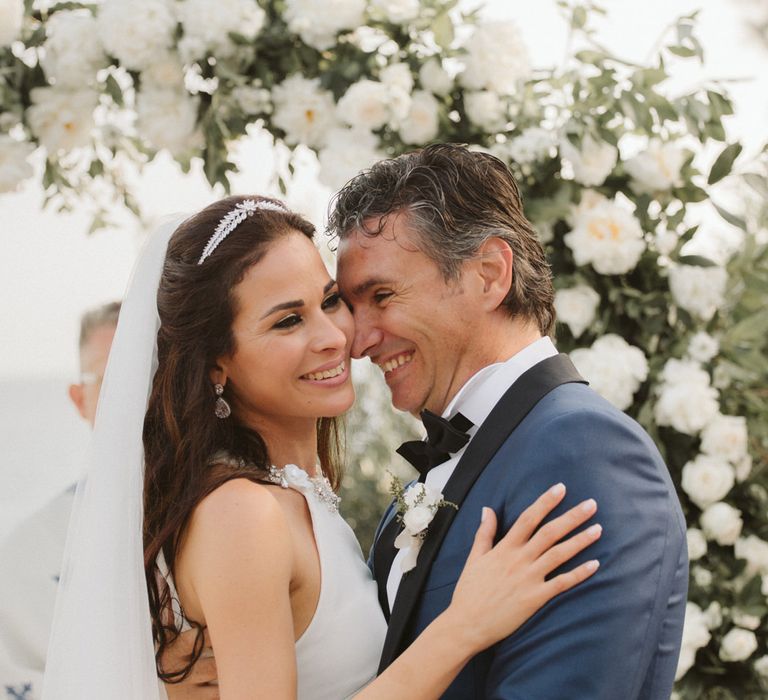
700, 414, 748, 464
178, 0, 265, 59
464, 90, 507, 131
704, 601, 723, 630
232, 84, 272, 115
142, 53, 186, 90
731, 609, 761, 631
734, 454, 752, 483
693, 565, 712, 587
272, 75, 338, 148
460, 21, 531, 95
370, 0, 420, 24
419, 57, 453, 96
675, 602, 711, 680
668, 264, 728, 322
398, 90, 440, 145
564, 198, 646, 275
700, 501, 743, 546
284, 0, 366, 51
625, 139, 686, 194
380, 63, 414, 94
318, 127, 381, 190
681, 454, 735, 509
0, 136, 35, 193
136, 88, 201, 157
508, 127, 556, 164
560, 135, 617, 187
27, 87, 96, 153
570, 334, 648, 411
654, 359, 720, 436
687, 331, 719, 363
719, 627, 758, 662
338, 79, 393, 131
97, 0, 177, 72
41, 10, 105, 88
735, 534, 768, 576
754, 655, 768, 679
686, 528, 708, 561
554, 284, 600, 338
0, 0, 23, 47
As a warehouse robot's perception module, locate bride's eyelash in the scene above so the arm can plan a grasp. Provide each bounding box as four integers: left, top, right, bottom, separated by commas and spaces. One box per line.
273, 313, 302, 329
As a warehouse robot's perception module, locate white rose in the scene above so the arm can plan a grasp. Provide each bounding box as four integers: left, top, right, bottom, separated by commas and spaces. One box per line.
755, 655, 768, 679
692, 565, 712, 587
97, 0, 177, 71
380, 63, 414, 94
508, 127, 556, 164
564, 198, 646, 275
625, 139, 686, 194
681, 454, 735, 509
560, 135, 617, 187
686, 528, 708, 561
668, 264, 728, 322
403, 482, 426, 508
734, 454, 752, 483
461, 21, 531, 95
272, 75, 338, 148
318, 127, 381, 190
731, 609, 761, 631
403, 504, 433, 535
700, 501, 743, 546
0, 136, 35, 193
284, 0, 366, 51
569, 334, 648, 411
398, 90, 440, 144
700, 414, 748, 464
655, 230, 679, 256
41, 10, 105, 88
419, 58, 453, 96
704, 601, 722, 630
675, 646, 696, 681
137, 87, 201, 157
178, 0, 265, 59
394, 530, 422, 572
338, 79, 391, 131
569, 189, 609, 223
370, 0, 420, 23
0, 0, 23, 47
464, 90, 507, 131
554, 285, 600, 338
27, 87, 96, 153
654, 359, 720, 436
735, 535, 768, 576
676, 602, 711, 680
687, 331, 719, 363
719, 627, 758, 662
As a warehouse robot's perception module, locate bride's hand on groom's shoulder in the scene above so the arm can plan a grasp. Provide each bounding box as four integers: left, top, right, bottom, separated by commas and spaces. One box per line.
162, 627, 219, 700
447, 484, 602, 653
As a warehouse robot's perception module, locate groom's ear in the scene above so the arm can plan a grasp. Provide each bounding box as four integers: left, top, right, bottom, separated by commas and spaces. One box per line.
473, 237, 513, 312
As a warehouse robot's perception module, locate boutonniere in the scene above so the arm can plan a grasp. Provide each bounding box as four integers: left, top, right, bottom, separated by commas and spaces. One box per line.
389, 474, 457, 573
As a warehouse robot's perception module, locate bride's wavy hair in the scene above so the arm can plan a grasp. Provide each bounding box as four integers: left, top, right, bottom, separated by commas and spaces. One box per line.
142, 195, 343, 682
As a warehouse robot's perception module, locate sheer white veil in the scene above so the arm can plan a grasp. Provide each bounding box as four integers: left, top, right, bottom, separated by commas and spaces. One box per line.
43, 216, 186, 699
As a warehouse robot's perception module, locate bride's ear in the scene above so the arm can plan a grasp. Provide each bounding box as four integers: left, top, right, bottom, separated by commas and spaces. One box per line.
209, 363, 227, 387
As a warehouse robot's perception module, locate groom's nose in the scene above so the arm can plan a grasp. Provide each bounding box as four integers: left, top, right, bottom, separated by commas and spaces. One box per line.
351, 314, 384, 359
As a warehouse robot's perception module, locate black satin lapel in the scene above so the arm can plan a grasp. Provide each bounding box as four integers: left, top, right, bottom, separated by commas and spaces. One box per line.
377, 354, 586, 672
372, 511, 402, 619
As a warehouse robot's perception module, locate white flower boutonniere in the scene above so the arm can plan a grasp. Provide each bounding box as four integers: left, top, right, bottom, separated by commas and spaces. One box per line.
389, 474, 457, 573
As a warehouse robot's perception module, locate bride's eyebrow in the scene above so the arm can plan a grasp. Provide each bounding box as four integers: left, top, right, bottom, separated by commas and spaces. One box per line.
259, 279, 337, 319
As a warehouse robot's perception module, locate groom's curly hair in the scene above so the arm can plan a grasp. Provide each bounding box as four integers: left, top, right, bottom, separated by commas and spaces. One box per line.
328, 143, 555, 336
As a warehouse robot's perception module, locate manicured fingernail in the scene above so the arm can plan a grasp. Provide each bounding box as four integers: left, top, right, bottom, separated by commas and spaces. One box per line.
549, 483, 565, 497
581, 498, 596, 513
586, 524, 602, 538
481, 506, 491, 523
586, 559, 600, 572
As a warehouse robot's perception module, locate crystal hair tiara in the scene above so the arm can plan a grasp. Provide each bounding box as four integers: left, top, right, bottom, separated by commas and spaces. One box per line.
197, 199, 288, 265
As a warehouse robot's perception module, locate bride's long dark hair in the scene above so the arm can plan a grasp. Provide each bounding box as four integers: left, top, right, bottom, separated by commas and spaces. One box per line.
142, 195, 343, 681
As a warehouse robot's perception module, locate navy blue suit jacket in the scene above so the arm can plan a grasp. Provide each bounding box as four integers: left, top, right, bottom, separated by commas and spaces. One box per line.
371, 377, 688, 699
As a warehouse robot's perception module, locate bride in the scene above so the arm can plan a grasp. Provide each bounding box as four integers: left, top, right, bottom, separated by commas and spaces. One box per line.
43, 196, 600, 699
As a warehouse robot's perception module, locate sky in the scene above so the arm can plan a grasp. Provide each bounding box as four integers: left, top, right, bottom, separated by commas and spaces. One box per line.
0, 0, 766, 534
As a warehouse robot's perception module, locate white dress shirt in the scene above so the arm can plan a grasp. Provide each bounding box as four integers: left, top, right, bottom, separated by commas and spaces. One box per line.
386, 336, 558, 609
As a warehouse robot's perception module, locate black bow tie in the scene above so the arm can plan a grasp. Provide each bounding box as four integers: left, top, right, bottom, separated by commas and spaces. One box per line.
396, 410, 474, 479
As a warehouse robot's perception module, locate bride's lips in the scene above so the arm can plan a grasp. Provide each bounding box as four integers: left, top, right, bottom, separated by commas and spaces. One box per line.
300, 359, 349, 387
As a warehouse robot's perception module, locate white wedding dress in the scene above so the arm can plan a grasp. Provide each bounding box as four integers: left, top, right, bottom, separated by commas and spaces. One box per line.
165, 463, 387, 700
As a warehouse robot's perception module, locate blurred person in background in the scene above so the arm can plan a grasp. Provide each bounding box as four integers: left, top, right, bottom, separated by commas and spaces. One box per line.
0, 301, 120, 698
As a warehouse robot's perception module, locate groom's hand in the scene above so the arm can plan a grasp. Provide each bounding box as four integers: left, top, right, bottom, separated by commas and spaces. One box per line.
162, 628, 219, 700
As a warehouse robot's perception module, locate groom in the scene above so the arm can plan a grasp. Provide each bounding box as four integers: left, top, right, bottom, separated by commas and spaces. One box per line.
330, 144, 688, 698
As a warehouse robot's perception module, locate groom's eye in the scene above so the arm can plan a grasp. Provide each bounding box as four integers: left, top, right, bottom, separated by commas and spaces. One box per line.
322, 292, 342, 310
373, 290, 393, 304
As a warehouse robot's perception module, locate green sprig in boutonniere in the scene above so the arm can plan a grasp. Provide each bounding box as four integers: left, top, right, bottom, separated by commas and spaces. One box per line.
389, 473, 458, 573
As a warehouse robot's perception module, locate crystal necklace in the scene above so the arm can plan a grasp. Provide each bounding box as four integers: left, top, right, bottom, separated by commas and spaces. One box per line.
266, 464, 341, 514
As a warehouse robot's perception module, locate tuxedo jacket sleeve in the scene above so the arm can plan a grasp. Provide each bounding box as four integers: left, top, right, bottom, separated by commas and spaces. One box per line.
406, 385, 688, 699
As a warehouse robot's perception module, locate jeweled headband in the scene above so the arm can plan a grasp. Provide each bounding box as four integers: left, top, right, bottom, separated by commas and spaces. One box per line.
197, 199, 289, 265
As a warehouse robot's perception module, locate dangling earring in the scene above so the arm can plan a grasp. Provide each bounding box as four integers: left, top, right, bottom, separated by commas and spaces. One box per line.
214, 383, 231, 419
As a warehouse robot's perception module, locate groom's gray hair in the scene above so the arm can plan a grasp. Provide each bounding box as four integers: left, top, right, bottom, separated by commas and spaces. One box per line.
327, 143, 556, 336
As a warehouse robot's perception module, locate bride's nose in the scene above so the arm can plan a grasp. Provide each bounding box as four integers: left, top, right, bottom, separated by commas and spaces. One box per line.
309, 312, 348, 353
